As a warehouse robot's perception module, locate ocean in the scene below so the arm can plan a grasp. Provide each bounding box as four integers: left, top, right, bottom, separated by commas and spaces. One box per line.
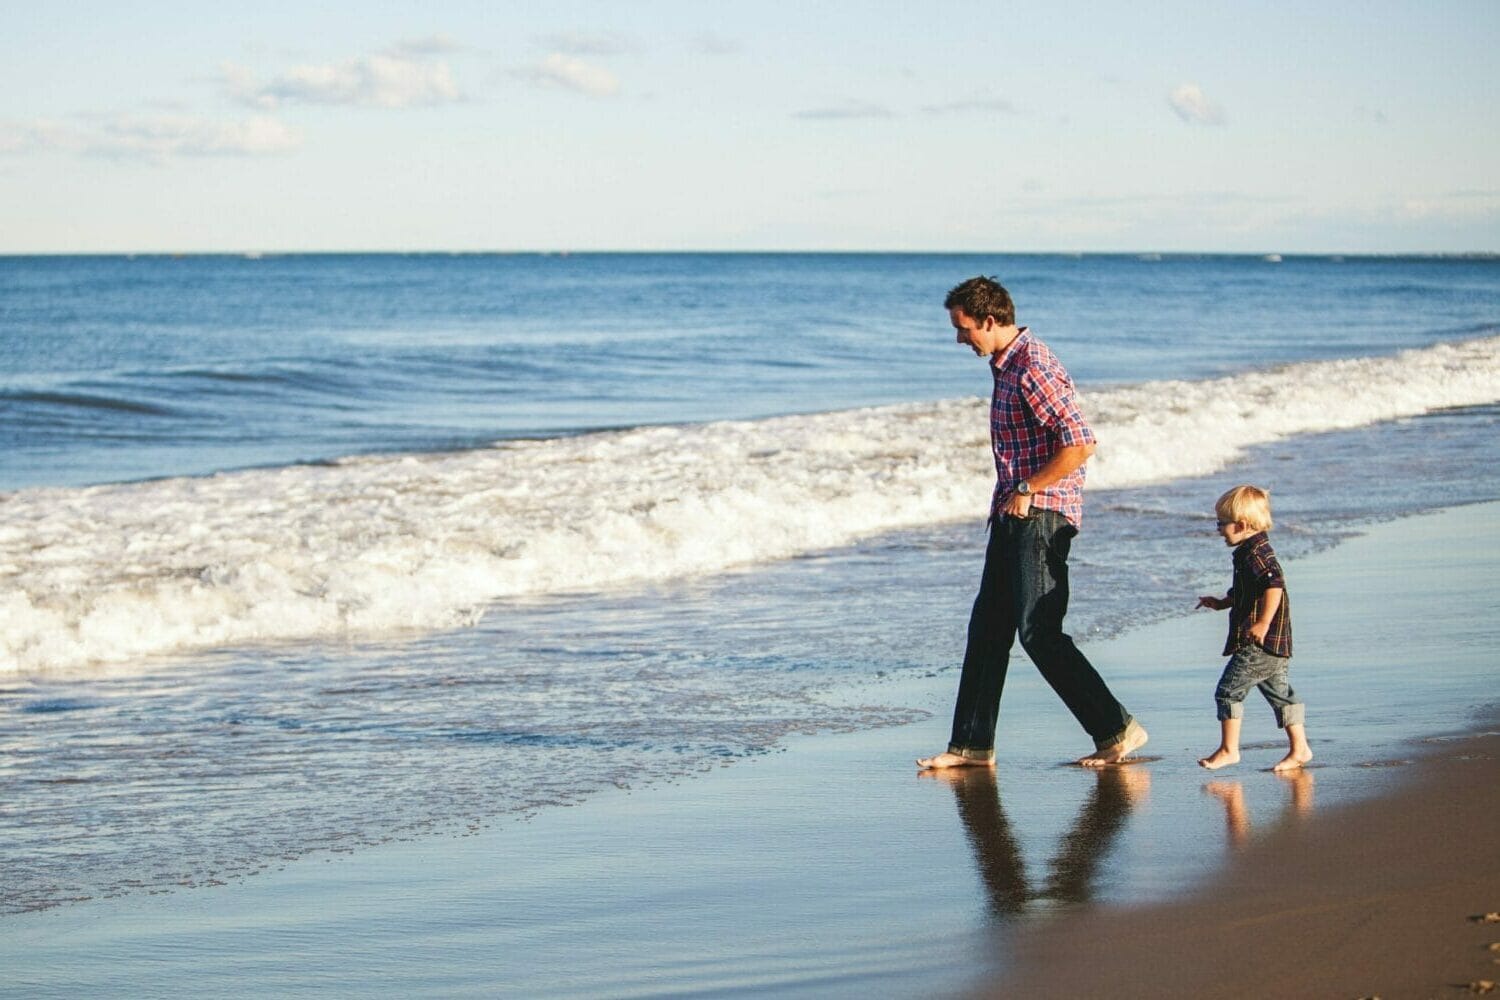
3, 252, 1500, 923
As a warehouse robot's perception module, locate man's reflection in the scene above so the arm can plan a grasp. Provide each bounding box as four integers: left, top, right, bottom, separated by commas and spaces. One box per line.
1202, 769, 1315, 851
923, 765, 1151, 921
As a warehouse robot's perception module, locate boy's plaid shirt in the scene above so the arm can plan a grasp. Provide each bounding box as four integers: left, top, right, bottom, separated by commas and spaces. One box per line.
988, 329, 1096, 528
1225, 532, 1293, 657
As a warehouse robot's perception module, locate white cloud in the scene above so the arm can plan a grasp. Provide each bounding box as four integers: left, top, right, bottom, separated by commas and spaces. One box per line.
538, 31, 637, 56
1168, 83, 1225, 126
793, 101, 894, 120
386, 35, 468, 58
0, 114, 300, 160
1397, 191, 1500, 222
693, 33, 742, 55
920, 98, 1017, 115
521, 54, 621, 97
0, 121, 55, 154
224, 53, 464, 109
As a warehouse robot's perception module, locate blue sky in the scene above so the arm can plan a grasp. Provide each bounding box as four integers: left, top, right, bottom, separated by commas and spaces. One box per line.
2, 1, 1497, 253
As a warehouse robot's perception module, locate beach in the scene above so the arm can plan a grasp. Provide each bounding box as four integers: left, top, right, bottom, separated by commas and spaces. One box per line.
4, 0, 1499, 988
4, 252, 1498, 996
4, 499, 1497, 998
996, 723, 1500, 999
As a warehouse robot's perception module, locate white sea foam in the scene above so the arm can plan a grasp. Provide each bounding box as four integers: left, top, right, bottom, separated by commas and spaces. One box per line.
4, 334, 1499, 675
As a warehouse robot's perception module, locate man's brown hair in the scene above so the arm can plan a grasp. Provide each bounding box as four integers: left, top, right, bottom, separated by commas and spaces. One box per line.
944, 276, 1015, 326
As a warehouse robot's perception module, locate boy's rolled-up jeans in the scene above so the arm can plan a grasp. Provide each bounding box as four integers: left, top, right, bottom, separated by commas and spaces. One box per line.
947, 508, 1137, 760
1214, 645, 1305, 728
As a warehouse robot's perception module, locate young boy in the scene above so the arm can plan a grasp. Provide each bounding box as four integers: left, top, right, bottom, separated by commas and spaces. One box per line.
1195, 485, 1312, 772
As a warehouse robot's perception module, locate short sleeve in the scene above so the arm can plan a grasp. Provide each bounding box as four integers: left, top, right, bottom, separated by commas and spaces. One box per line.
1251, 547, 1285, 589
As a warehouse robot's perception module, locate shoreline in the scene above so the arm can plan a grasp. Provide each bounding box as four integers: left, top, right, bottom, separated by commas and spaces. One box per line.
993, 715, 1500, 999
2, 501, 1498, 997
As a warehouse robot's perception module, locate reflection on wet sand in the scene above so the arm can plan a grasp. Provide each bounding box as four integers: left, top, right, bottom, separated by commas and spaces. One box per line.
1202, 769, 1316, 851
923, 766, 1151, 920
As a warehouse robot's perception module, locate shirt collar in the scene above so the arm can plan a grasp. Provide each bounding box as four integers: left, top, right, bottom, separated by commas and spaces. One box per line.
1234, 531, 1270, 555
989, 326, 1031, 372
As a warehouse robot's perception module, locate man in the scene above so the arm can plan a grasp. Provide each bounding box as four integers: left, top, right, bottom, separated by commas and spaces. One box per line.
918, 276, 1147, 769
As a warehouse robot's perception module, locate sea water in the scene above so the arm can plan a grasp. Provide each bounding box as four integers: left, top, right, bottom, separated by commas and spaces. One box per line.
2, 253, 1500, 920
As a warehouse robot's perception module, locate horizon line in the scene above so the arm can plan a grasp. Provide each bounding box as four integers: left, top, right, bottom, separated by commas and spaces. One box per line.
4, 248, 1498, 260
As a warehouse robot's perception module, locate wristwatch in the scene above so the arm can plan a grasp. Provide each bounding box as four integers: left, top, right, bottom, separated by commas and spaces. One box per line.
1016, 480, 1032, 496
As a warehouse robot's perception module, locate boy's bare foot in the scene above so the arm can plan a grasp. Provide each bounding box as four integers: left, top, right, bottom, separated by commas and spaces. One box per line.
1078, 723, 1149, 767
1198, 747, 1240, 770
916, 751, 994, 770
1272, 747, 1313, 772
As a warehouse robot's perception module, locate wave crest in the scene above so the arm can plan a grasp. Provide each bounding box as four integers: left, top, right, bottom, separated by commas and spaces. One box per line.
4, 334, 1499, 674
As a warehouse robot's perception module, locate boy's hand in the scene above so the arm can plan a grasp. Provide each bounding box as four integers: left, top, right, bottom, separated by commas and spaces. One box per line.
1248, 620, 1271, 645
1196, 595, 1227, 610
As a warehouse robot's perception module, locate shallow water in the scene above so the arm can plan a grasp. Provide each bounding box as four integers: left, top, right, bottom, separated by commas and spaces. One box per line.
3, 403, 1498, 919
4, 501, 1496, 998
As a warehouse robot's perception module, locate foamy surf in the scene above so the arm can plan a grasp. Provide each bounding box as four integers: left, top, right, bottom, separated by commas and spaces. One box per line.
3, 333, 1499, 675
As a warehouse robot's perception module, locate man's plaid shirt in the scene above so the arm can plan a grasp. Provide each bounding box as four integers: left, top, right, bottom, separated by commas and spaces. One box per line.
1224, 532, 1293, 657
988, 329, 1096, 528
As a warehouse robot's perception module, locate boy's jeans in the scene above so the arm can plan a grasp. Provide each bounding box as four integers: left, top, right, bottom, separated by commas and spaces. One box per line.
947, 509, 1136, 760
1214, 645, 1305, 728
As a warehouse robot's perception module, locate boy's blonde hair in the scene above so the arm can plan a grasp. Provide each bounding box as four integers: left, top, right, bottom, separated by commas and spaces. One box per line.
1216, 485, 1273, 532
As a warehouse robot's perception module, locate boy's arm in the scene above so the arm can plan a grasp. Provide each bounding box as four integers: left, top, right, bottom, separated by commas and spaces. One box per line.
1248, 587, 1283, 645
1196, 586, 1232, 610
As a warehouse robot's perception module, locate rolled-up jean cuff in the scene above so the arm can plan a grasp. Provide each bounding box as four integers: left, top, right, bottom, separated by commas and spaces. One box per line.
1277, 703, 1306, 728
946, 745, 996, 763
1217, 702, 1245, 722
1093, 716, 1141, 752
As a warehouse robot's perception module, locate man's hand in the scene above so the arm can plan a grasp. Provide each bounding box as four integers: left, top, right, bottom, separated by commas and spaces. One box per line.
1003, 443, 1095, 521
1001, 491, 1033, 519
1195, 595, 1228, 610
1248, 620, 1271, 646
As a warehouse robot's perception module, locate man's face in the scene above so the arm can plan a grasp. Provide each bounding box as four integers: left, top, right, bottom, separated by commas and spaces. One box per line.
950, 307, 1006, 357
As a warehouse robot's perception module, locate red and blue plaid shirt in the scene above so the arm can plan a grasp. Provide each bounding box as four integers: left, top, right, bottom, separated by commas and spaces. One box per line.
1224, 532, 1293, 657
988, 328, 1096, 528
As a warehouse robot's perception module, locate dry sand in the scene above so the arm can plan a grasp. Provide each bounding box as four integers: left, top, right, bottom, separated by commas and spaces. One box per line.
994, 721, 1500, 999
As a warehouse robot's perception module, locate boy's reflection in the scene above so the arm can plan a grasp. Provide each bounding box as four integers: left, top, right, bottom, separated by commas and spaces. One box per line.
1202, 769, 1315, 851
922, 765, 1151, 920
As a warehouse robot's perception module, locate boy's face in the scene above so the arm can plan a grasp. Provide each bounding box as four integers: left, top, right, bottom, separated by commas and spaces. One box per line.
1216, 519, 1257, 545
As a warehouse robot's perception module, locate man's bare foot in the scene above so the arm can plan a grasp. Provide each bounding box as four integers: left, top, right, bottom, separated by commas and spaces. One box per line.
1079, 722, 1149, 767
916, 751, 994, 770
1272, 747, 1313, 772
1198, 747, 1240, 770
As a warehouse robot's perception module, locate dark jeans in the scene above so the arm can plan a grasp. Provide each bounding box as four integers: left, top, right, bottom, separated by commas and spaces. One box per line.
948, 509, 1134, 758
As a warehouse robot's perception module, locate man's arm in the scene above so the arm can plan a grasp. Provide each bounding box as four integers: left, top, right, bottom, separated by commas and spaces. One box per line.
999, 443, 1094, 518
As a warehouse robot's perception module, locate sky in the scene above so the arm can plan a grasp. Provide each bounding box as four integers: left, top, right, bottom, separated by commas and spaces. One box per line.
2, 1, 1497, 254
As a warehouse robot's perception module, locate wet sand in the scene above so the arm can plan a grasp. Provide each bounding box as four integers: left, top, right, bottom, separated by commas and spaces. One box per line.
994, 722, 1500, 999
